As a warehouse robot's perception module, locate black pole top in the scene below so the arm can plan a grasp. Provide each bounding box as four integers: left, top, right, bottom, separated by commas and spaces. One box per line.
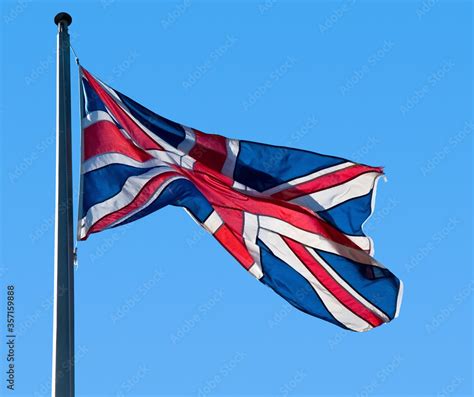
54, 12, 72, 26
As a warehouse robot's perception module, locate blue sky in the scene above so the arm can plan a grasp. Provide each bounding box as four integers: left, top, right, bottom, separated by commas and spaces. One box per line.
0, 1, 472, 396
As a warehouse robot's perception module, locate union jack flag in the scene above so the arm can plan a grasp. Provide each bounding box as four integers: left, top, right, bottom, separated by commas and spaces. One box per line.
78, 67, 403, 332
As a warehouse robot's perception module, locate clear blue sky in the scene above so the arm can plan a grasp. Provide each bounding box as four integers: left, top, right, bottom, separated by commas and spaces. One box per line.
1, 1, 472, 396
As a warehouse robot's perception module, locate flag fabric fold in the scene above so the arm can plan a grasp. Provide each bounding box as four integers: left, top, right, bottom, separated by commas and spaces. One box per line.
78, 66, 403, 332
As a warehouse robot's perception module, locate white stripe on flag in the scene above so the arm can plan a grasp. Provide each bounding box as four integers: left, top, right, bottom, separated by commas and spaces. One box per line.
203, 211, 223, 234
306, 247, 390, 322
394, 280, 404, 319
105, 176, 184, 231
257, 215, 385, 268
290, 171, 381, 211
82, 110, 116, 129
263, 161, 355, 196
221, 139, 240, 177
345, 234, 372, 252
248, 263, 263, 279
80, 167, 182, 237
82, 153, 168, 174
177, 126, 196, 154
243, 212, 263, 279
258, 228, 373, 332
92, 75, 182, 155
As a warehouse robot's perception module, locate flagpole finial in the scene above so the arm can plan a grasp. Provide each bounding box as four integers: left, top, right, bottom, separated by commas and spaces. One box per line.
54, 12, 72, 26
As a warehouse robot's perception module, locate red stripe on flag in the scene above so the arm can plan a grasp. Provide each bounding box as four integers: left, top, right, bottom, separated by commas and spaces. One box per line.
84, 120, 153, 163
189, 130, 228, 171
283, 236, 384, 327
81, 68, 162, 151
192, 161, 234, 187
214, 224, 255, 270
84, 171, 181, 239
272, 165, 383, 201
181, 167, 361, 251
210, 205, 255, 270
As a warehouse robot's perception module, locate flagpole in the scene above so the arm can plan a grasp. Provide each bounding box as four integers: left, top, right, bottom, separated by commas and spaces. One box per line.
52, 12, 75, 397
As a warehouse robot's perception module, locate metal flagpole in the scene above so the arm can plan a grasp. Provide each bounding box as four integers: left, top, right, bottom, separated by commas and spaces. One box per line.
52, 12, 75, 397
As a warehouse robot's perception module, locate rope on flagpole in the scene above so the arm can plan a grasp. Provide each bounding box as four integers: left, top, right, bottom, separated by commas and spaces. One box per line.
70, 44, 80, 66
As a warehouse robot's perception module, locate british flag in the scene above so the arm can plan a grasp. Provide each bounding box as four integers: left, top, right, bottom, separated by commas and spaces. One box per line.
78, 67, 403, 332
